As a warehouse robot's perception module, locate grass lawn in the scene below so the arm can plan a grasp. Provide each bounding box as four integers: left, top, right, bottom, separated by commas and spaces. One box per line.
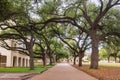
83, 62, 120, 67
73, 62, 120, 80
99, 62, 120, 67
0, 65, 53, 73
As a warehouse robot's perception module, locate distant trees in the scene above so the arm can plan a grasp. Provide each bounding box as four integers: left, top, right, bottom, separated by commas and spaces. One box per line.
99, 37, 120, 63
52, 23, 90, 66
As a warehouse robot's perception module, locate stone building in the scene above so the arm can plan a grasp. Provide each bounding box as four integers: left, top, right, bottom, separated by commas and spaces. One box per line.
0, 40, 30, 67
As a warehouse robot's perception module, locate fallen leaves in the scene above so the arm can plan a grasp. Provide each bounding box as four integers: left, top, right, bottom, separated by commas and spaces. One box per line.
73, 65, 120, 80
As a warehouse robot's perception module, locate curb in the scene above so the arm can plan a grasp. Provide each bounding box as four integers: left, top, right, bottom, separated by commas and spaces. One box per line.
21, 73, 39, 80
0, 73, 39, 80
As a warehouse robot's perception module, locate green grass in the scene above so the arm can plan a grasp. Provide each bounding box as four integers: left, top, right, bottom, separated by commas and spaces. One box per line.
83, 62, 120, 68
0, 65, 53, 73
99, 62, 120, 68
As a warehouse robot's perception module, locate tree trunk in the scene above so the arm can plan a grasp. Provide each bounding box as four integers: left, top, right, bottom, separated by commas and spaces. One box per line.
90, 31, 99, 69
55, 55, 58, 62
119, 57, 120, 63
108, 56, 110, 63
78, 52, 84, 67
29, 49, 34, 70
73, 56, 76, 65
53, 55, 56, 63
42, 52, 46, 66
49, 56, 53, 65
115, 57, 117, 63
78, 55, 82, 67
26, 42, 34, 70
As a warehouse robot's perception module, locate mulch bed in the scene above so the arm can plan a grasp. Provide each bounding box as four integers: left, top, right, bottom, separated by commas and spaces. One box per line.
73, 65, 120, 80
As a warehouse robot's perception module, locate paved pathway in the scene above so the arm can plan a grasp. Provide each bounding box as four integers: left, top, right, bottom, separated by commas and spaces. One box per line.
28, 63, 98, 80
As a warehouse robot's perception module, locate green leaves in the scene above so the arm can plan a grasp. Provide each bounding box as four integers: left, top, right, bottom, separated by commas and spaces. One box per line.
37, 0, 61, 20
0, 0, 13, 21
0, 0, 27, 22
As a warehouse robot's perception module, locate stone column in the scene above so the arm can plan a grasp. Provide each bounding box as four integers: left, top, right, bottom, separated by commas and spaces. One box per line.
24, 58, 26, 67
6, 51, 12, 67
16, 57, 18, 67
21, 58, 23, 67
28, 59, 30, 67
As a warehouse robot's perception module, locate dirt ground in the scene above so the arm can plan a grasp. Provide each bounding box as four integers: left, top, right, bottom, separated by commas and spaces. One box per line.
73, 65, 120, 80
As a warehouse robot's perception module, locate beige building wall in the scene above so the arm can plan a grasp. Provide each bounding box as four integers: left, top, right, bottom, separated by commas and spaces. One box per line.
0, 40, 30, 67
11, 51, 30, 67
0, 46, 12, 67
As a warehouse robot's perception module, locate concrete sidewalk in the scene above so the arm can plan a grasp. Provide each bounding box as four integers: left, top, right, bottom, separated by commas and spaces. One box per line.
28, 63, 98, 80
0, 73, 38, 80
